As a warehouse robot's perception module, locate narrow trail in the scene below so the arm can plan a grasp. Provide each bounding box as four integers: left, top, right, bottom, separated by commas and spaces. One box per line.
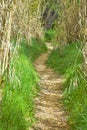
32, 46, 69, 130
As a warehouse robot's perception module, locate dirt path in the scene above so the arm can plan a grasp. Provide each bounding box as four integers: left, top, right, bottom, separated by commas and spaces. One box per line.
32, 50, 68, 130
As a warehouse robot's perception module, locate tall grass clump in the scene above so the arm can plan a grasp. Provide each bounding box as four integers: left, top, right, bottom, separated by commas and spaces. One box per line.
46, 41, 87, 129
63, 66, 87, 130
46, 42, 83, 76
21, 38, 47, 62
0, 39, 43, 130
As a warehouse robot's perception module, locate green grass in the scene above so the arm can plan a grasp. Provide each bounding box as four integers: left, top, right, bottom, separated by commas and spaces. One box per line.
44, 29, 56, 42
46, 42, 87, 130
21, 38, 47, 61
63, 66, 87, 130
0, 38, 47, 130
46, 42, 83, 76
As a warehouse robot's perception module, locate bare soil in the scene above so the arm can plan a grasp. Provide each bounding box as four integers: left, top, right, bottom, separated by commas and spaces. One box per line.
31, 50, 69, 130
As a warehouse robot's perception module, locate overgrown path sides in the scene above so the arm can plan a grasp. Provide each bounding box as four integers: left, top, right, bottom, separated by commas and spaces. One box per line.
32, 50, 69, 130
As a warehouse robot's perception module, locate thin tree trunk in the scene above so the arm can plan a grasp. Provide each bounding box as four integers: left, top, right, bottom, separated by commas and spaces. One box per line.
0, 0, 16, 76
83, 0, 87, 73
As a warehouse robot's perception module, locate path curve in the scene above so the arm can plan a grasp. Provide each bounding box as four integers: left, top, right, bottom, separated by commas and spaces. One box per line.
31, 50, 69, 130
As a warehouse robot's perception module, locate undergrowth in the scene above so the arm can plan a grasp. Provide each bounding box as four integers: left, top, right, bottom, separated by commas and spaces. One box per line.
44, 29, 56, 42
21, 38, 47, 61
64, 66, 87, 130
47, 42, 87, 130
46, 42, 83, 76
0, 38, 47, 130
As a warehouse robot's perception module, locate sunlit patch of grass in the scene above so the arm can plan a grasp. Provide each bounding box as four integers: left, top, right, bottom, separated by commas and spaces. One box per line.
0, 52, 39, 130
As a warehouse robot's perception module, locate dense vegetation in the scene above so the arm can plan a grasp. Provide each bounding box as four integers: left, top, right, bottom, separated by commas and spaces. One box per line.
47, 42, 83, 75
21, 39, 47, 62
46, 36, 87, 129
0, 0, 87, 130
0, 39, 47, 130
